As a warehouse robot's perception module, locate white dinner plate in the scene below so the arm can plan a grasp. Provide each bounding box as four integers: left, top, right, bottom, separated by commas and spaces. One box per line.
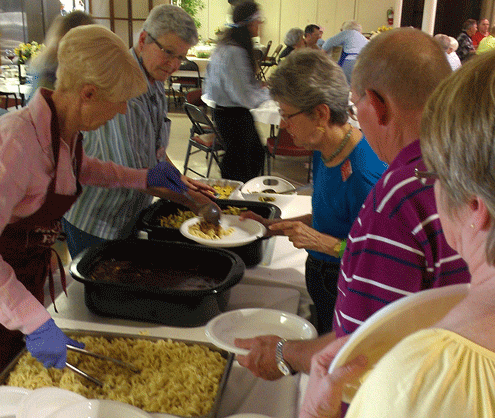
205, 308, 318, 355
45, 399, 153, 418
0, 386, 32, 417
329, 283, 470, 403
180, 215, 266, 248
18, 387, 87, 418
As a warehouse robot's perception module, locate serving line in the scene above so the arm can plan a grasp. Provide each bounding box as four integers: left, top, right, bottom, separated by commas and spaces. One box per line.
47, 279, 303, 418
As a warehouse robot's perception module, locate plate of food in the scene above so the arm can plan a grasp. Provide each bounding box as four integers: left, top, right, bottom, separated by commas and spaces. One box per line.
329, 283, 470, 403
205, 308, 318, 355
45, 399, 154, 418
180, 214, 266, 247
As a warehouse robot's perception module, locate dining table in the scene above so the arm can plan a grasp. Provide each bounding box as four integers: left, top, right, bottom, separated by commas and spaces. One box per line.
44, 194, 313, 418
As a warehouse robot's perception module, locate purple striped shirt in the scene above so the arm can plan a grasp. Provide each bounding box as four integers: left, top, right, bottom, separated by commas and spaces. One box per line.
333, 140, 470, 337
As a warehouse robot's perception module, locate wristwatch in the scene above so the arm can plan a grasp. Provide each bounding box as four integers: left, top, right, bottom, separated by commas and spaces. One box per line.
275, 338, 295, 376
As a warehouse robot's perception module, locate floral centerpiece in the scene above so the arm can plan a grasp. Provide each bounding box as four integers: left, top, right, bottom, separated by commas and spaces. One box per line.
14, 41, 45, 64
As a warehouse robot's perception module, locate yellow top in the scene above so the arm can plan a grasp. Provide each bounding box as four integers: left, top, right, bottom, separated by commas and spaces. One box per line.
346, 328, 495, 418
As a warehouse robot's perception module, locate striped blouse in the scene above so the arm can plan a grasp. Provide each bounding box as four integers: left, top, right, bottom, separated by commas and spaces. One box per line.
64, 49, 170, 240
333, 140, 470, 337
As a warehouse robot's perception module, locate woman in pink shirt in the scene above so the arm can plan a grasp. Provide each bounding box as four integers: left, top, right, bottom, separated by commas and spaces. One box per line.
0, 24, 211, 372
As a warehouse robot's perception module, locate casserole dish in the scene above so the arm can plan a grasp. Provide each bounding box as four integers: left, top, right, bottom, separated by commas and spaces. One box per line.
135, 199, 281, 267
69, 239, 245, 327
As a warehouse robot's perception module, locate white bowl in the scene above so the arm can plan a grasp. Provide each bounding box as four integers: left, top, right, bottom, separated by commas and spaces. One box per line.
205, 308, 317, 355
18, 387, 86, 418
241, 176, 296, 206
329, 283, 470, 403
45, 399, 154, 418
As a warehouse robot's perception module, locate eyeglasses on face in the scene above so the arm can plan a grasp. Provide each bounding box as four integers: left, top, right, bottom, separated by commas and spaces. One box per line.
147, 33, 187, 64
278, 108, 306, 123
414, 167, 439, 186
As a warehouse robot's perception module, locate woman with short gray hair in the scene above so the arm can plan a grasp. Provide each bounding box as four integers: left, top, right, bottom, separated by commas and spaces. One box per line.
321, 20, 368, 83
278, 27, 305, 60
239, 49, 386, 334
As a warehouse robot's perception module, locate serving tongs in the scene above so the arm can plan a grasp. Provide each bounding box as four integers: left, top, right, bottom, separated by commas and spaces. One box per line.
65, 344, 140, 387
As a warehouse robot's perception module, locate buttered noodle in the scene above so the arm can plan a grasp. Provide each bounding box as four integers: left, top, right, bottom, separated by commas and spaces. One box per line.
6, 336, 227, 417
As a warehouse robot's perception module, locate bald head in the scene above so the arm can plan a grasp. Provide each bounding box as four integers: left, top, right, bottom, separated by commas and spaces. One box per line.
352, 28, 452, 111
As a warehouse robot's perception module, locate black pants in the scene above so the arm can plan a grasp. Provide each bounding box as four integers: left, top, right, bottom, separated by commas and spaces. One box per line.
305, 254, 340, 335
213, 106, 265, 183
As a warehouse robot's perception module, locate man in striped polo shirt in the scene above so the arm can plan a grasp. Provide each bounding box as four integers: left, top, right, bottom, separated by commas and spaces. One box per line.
234, 28, 470, 381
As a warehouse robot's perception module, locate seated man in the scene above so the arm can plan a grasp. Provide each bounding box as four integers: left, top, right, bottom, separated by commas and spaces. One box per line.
304, 24, 322, 49
456, 18, 477, 62
471, 17, 490, 48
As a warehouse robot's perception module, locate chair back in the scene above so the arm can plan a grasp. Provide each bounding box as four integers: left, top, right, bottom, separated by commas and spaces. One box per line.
184, 102, 224, 146
261, 40, 272, 61
171, 59, 201, 88
185, 89, 204, 107
268, 127, 312, 156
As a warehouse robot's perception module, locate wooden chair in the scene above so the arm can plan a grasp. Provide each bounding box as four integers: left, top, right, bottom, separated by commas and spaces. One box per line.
183, 102, 225, 178
266, 127, 313, 182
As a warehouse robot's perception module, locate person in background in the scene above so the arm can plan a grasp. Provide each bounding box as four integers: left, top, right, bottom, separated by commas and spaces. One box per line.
471, 17, 490, 49
204, 0, 270, 183
26, 10, 95, 103
300, 48, 495, 418
456, 18, 477, 62
434, 33, 461, 70
241, 50, 386, 335
304, 24, 322, 49
317, 27, 325, 48
476, 25, 495, 54
234, 29, 469, 390
63, 5, 213, 258
278, 27, 305, 61
0, 25, 194, 373
321, 20, 368, 84
447, 36, 462, 69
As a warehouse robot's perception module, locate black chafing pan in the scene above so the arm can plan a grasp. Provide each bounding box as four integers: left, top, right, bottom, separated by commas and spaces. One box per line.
0, 329, 234, 418
135, 198, 281, 267
69, 238, 245, 327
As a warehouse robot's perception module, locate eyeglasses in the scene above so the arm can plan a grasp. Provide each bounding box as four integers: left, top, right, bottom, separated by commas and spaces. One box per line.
278, 109, 306, 123
147, 33, 187, 64
414, 167, 439, 186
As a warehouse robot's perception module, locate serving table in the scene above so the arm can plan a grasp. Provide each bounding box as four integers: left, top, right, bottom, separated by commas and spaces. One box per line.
45, 195, 313, 417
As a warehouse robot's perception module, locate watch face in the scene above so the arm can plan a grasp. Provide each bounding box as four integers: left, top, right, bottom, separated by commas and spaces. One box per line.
277, 361, 291, 376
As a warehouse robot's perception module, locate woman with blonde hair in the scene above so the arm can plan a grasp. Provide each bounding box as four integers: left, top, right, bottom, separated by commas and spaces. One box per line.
0, 25, 191, 372
300, 49, 495, 418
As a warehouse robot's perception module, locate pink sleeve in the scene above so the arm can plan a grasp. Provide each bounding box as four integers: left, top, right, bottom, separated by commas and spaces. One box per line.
79, 154, 148, 189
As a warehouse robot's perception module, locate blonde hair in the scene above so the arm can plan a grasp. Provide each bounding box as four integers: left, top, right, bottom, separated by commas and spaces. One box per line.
352, 28, 452, 111
420, 50, 495, 264
56, 25, 147, 102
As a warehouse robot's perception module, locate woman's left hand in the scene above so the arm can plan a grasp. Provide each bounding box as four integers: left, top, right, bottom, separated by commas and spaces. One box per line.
270, 220, 323, 251
300, 349, 368, 418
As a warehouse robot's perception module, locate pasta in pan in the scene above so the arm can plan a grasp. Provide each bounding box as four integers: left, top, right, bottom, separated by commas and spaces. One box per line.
6, 336, 227, 417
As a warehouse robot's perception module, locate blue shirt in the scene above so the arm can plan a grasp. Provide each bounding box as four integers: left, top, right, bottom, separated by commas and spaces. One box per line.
321, 30, 368, 55
64, 49, 170, 239
204, 43, 270, 109
308, 137, 387, 263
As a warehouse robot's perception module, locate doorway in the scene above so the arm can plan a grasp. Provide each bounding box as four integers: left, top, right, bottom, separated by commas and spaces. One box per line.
400, 0, 483, 37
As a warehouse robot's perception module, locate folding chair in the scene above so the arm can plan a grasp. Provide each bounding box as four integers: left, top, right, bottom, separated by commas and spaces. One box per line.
183, 102, 225, 178
169, 59, 202, 108
255, 41, 271, 81
259, 44, 283, 81
266, 127, 313, 182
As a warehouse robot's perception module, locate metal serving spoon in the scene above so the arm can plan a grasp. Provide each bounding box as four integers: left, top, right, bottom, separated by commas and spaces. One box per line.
182, 192, 221, 225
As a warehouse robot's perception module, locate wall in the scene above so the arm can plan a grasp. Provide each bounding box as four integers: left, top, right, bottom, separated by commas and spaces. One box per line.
196, 0, 393, 46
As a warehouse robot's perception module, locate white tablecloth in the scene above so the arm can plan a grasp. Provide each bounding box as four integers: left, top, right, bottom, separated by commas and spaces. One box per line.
250, 99, 281, 126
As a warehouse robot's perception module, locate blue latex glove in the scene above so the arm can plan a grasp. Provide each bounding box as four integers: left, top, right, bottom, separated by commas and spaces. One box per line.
25, 318, 85, 369
147, 162, 187, 193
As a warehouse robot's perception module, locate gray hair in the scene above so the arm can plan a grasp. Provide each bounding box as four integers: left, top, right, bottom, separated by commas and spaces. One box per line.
352, 28, 452, 111
141, 5, 198, 46
284, 28, 304, 47
268, 49, 350, 125
420, 50, 495, 264
341, 20, 362, 32
434, 34, 450, 51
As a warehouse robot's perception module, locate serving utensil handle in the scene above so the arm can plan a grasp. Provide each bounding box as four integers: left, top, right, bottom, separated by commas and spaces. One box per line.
66, 344, 140, 373
65, 361, 103, 387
